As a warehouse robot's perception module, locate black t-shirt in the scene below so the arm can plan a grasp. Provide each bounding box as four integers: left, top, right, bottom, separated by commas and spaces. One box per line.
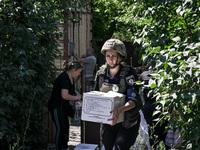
48, 71, 75, 110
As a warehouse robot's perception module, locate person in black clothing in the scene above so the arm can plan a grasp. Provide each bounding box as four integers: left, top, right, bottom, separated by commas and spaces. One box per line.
48, 61, 83, 150
94, 39, 142, 150
139, 68, 167, 149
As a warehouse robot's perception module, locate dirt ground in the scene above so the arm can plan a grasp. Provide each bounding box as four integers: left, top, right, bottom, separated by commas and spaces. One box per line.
68, 119, 81, 149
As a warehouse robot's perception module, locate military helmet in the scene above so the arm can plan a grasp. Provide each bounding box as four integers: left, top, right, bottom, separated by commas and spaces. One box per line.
101, 39, 127, 58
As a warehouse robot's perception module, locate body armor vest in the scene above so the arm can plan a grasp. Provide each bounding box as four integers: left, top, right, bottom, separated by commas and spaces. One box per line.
97, 64, 131, 94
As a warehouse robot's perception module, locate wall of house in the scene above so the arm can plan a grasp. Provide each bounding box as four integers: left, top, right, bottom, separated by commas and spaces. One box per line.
53, 9, 93, 72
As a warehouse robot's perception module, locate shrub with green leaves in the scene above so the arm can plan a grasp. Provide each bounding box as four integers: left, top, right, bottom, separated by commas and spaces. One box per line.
92, 0, 199, 149
130, 0, 200, 149
0, 0, 88, 149
92, 0, 200, 148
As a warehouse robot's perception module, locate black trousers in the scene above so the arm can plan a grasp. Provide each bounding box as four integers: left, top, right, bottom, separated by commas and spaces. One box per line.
49, 108, 69, 150
100, 117, 140, 150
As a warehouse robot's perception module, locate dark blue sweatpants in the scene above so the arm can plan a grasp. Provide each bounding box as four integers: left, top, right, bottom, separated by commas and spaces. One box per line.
49, 108, 69, 150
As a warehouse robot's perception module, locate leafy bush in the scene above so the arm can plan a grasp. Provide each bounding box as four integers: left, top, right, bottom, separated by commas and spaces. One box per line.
0, 0, 87, 149
93, 0, 200, 149
131, 0, 200, 149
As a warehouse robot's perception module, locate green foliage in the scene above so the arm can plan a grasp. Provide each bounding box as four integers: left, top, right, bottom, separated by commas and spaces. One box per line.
93, 0, 200, 148
92, 0, 142, 65
0, 0, 88, 149
130, 0, 200, 149
92, 0, 135, 42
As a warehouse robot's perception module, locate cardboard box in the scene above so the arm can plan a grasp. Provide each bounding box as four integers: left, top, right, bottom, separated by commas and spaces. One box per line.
81, 91, 125, 124
74, 143, 98, 150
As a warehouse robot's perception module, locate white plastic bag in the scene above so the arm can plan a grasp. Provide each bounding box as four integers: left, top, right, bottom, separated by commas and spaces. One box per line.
132, 110, 151, 150
74, 101, 82, 120
165, 122, 184, 148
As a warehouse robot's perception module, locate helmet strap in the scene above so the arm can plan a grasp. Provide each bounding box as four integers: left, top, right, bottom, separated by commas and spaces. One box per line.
107, 54, 120, 69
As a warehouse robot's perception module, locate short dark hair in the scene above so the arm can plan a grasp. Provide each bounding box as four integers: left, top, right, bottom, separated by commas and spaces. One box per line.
65, 61, 83, 71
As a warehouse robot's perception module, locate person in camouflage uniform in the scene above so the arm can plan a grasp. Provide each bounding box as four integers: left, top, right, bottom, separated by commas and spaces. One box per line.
94, 39, 142, 150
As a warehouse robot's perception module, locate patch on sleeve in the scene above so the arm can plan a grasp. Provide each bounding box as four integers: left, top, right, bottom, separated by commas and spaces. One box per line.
126, 75, 135, 86
112, 84, 119, 92
131, 92, 136, 98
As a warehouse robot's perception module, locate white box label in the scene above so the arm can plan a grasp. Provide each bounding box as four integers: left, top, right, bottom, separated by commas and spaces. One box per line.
83, 97, 113, 117
81, 91, 125, 124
